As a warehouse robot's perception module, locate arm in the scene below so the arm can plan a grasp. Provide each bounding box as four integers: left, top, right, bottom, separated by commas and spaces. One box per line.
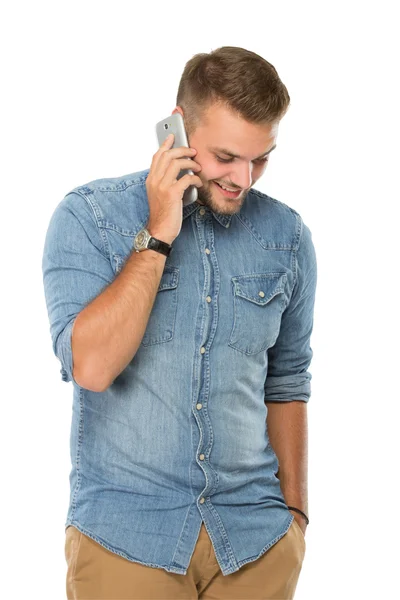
264, 216, 317, 532
266, 400, 308, 528
42, 192, 170, 392
72, 231, 167, 392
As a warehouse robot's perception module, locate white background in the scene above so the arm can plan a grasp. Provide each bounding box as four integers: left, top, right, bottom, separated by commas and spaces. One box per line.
2, 1, 399, 598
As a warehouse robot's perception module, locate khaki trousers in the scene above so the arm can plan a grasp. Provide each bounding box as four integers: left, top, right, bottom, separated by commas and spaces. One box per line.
65, 519, 306, 599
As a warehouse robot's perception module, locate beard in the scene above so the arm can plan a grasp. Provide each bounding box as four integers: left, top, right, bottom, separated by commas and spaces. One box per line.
196, 180, 249, 215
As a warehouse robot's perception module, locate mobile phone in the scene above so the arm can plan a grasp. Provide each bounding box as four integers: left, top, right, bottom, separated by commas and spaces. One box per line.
155, 113, 198, 206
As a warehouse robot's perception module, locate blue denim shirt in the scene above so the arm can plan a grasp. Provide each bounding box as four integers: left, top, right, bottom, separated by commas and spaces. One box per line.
42, 167, 317, 576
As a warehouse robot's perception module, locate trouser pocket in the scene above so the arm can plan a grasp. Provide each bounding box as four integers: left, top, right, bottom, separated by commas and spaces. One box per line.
65, 526, 83, 598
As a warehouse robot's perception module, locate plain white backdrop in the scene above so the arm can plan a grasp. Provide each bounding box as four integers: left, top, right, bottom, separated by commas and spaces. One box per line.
2, 1, 399, 598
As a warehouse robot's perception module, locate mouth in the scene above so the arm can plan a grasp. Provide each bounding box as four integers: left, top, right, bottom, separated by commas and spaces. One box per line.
213, 181, 242, 199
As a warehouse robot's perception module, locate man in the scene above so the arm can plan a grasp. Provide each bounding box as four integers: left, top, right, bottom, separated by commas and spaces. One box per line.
42, 46, 317, 599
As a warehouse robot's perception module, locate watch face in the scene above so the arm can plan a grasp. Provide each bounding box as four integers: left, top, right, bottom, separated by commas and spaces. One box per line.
135, 229, 149, 250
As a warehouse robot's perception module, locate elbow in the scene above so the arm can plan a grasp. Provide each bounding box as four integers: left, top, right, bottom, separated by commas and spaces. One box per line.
72, 364, 107, 393
71, 318, 108, 392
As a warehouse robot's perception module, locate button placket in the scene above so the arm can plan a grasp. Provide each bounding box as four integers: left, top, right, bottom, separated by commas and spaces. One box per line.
196, 204, 216, 505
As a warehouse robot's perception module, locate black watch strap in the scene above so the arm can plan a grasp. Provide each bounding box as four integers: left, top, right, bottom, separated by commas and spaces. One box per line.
147, 236, 172, 257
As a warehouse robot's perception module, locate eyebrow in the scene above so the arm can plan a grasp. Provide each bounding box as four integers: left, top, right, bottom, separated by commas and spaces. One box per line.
208, 144, 277, 160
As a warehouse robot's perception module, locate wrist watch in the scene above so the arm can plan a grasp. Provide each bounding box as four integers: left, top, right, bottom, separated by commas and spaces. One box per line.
133, 227, 172, 257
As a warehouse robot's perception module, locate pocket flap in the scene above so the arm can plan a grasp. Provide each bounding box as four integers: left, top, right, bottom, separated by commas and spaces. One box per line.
158, 266, 179, 292
232, 272, 287, 306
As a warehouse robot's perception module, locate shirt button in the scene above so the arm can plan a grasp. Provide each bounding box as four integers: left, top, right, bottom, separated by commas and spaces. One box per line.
200, 347, 206, 354
199, 208, 206, 215
258, 291, 265, 298
200, 497, 205, 504
199, 454, 205, 460
205, 248, 210, 254
206, 296, 212, 303
196, 403, 202, 410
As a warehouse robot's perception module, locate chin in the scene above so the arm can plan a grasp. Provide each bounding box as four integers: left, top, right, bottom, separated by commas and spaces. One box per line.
197, 188, 243, 216
215, 183, 248, 208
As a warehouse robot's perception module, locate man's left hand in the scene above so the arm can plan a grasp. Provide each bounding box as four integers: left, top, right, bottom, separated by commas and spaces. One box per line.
289, 510, 307, 537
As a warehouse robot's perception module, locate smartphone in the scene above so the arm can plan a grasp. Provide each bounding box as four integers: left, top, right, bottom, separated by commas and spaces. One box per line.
155, 113, 198, 206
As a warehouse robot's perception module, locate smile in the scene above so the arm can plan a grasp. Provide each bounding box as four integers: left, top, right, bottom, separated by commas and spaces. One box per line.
214, 181, 242, 199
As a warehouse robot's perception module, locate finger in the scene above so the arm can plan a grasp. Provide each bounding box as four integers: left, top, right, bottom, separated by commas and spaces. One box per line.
162, 158, 201, 186
175, 173, 203, 192
150, 133, 175, 173
155, 138, 197, 180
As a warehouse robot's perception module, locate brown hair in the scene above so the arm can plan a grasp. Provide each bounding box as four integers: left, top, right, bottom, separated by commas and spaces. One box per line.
176, 46, 291, 138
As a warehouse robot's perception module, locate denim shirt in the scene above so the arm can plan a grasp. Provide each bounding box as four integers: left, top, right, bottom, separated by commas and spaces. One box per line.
42, 167, 317, 576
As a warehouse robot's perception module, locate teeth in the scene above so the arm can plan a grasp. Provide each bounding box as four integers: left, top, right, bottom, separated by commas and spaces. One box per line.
218, 182, 237, 192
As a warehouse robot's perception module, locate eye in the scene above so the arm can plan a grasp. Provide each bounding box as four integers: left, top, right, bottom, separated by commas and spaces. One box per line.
216, 155, 269, 164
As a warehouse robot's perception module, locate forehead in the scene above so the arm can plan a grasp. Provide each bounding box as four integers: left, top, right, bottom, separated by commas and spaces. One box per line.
200, 102, 279, 154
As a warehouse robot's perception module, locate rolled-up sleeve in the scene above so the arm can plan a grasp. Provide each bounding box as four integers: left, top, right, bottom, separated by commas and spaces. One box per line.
41, 192, 115, 385
264, 217, 317, 402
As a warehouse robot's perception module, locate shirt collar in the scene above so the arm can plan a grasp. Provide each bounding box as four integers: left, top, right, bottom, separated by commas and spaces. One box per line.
183, 201, 234, 228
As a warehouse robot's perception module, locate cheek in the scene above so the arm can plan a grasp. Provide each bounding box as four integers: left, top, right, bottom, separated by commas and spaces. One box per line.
198, 160, 227, 183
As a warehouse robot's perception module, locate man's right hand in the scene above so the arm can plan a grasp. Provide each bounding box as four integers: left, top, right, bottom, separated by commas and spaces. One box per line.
145, 133, 203, 245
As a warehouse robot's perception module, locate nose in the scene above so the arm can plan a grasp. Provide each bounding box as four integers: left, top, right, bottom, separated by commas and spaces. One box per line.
229, 162, 254, 191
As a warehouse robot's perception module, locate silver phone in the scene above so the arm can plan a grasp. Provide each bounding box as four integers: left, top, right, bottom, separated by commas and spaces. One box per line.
155, 113, 198, 206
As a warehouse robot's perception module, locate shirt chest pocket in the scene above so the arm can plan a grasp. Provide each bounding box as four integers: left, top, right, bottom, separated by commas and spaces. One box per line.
229, 272, 287, 355
141, 265, 179, 347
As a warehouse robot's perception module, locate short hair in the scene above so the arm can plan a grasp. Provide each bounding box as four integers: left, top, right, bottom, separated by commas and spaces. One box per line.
176, 46, 291, 137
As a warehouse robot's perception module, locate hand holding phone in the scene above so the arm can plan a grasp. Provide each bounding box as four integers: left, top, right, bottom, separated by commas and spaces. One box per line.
146, 130, 203, 245
155, 113, 200, 207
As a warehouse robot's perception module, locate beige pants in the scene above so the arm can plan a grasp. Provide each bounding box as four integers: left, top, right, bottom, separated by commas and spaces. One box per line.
65, 519, 306, 599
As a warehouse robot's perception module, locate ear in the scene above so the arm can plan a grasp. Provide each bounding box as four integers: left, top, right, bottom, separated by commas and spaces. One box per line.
171, 106, 184, 117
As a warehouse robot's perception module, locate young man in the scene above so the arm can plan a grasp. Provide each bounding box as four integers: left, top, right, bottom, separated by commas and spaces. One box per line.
43, 46, 317, 599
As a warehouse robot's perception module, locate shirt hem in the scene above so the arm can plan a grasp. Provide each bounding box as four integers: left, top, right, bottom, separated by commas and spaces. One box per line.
65, 514, 295, 577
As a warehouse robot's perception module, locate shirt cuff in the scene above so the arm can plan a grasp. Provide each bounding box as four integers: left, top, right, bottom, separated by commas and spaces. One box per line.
264, 373, 311, 402
56, 317, 76, 384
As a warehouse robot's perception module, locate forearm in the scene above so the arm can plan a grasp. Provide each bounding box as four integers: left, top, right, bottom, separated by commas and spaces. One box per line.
265, 400, 308, 516
72, 246, 167, 392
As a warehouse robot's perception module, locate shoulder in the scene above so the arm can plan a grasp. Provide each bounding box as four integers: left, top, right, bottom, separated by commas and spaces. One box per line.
66, 168, 150, 197
60, 168, 151, 231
